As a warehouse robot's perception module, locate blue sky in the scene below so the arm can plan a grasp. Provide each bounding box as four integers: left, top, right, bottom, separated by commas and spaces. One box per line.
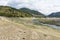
0, 0, 60, 15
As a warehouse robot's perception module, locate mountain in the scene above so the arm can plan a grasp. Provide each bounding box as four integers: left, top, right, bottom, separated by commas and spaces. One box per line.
0, 6, 45, 17
19, 8, 45, 17
0, 6, 33, 17
48, 12, 60, 17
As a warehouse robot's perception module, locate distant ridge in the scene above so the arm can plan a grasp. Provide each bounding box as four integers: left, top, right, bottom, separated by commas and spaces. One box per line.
48, 12, 60, 17
20, 8, 45, 17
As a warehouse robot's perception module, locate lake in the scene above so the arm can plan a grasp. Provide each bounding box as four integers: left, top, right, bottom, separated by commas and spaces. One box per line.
32, 19, 60, 30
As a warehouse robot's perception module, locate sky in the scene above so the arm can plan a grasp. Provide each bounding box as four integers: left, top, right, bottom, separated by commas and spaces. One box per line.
0, 0, 60, 15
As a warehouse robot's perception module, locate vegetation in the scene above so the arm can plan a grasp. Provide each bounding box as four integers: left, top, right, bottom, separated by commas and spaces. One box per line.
0, 17, 60, 40
19, 8, 45, 17
0, 6, 60, 40
0, 6, 33, 17
0, 6, 46, 17
37, 18, 60, 26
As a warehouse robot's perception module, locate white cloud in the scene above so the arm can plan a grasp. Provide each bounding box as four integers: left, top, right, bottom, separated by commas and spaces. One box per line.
0, 0, 9, 5
0, 0, 60, 15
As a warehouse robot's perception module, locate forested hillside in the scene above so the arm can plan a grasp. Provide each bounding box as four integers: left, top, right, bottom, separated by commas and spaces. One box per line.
0, 6, 33, 17
0, 6, 45, 17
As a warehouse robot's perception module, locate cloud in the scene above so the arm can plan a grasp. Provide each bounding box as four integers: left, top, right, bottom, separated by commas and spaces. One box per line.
0, 0, 60, 15
0, 0, 9, 5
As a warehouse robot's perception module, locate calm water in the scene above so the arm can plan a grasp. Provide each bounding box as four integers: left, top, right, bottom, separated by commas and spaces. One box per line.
32, 19, 60, 30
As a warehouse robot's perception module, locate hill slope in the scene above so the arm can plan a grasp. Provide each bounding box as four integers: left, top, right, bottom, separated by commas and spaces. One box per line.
48, 12, 60, 17
0, 6, 33, 17
0, 17, 60, 40
19, 8, 45, 17
0, 6, 45, 17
